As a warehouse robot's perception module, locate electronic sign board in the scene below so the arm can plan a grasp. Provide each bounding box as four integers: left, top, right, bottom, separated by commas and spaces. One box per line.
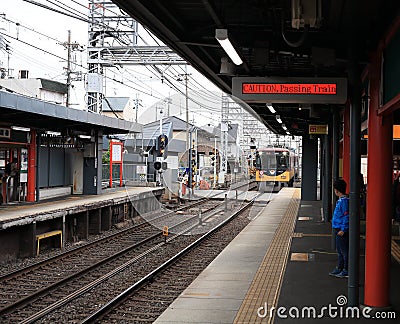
309, 124, 328, 135
232, 77, 347, 104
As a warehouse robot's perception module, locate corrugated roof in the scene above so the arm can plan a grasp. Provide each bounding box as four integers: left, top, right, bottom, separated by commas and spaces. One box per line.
125, 121, 173, 148
145, 116, 192, 131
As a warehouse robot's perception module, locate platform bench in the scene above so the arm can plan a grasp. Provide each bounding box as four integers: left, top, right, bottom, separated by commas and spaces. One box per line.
36, 230, 63, 256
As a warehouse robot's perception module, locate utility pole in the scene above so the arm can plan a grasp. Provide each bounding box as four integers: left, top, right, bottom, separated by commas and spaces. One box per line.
66, 30, 71, 107
62, 30, 83, 108
177, 71, 191, 165
165, 95, 172, 117
134, 93, 142, 123
159, 108, 163, 135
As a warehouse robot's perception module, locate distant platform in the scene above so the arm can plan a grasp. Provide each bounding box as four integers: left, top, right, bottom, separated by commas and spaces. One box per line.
0, 186, 164, 230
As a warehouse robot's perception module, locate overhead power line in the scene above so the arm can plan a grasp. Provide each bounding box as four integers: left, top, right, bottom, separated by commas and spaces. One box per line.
22, 0, 90, 23
0, 30, 164, 100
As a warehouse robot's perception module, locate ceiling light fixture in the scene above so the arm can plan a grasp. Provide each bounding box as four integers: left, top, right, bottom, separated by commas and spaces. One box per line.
282, 124, 287, 130
46, 131, 61, 136
267, 104, 276, 114
276, 115, 282, 124
215, 29, 243, 65
11, 126, 30, 132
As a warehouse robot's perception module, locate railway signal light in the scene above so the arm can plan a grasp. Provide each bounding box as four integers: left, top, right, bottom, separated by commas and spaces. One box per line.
157, 134, 168, 157
191, 149, 196, 167
209, 151, 216, 167
154, 161, 162, 170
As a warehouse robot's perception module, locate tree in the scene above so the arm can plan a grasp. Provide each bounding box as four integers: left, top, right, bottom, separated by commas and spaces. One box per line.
102, 150, 110, 164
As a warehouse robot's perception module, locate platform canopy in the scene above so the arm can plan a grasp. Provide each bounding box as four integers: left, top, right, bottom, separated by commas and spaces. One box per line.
0, 91, 142, 135
111, 0, 398, 135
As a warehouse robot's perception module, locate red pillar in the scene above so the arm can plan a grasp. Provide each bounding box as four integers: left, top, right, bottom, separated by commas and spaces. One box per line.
342, 101, 350, 185
364, 52, 392, 307
109, 142, 113, 188
27, 130, 37, 202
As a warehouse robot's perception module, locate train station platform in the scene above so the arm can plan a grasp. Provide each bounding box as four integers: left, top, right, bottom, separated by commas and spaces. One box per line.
0, 186, 164, 229
155, 187, 400, 323
0, 186, 164, 261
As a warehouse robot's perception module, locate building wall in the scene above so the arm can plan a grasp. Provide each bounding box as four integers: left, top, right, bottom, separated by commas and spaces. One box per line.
0, 79, 66, 105
39, 89, 65, 105
102, 111, 124, 119
173, 131, 187, 141
122, 98, 136, 121
0, 79, 41, 97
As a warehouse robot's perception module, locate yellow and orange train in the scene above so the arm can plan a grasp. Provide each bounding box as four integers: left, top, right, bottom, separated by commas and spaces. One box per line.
254, 147, 298, 190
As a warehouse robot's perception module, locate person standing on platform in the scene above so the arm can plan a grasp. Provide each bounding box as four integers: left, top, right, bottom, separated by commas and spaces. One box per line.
329, 179, 349, 278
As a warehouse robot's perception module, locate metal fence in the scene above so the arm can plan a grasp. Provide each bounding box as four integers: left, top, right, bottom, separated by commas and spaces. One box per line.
102, 163, 155, 184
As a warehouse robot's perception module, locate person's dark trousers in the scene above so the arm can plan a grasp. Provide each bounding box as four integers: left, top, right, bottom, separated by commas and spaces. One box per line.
335, 229, 349, 270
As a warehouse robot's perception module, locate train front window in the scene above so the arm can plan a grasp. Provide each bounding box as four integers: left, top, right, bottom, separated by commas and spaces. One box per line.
277, 153, 289, 170
259, 152, 276, 170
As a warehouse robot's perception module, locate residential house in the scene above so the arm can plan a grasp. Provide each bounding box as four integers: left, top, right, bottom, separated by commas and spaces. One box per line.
0, 76, 67, 105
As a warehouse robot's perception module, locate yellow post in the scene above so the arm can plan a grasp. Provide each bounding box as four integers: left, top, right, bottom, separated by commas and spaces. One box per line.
162, 226, 169, 243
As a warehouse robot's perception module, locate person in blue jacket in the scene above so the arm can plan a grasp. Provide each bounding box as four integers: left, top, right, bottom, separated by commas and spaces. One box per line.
329, 179, 349, 278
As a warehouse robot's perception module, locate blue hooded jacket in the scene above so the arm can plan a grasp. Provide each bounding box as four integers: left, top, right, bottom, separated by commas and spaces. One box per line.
332, 195, 349, 232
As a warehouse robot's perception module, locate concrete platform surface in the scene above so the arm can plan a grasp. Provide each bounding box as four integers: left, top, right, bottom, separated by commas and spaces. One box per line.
154, 188, 298, 324
155, 190, 400, 324
0, 186, 164, 229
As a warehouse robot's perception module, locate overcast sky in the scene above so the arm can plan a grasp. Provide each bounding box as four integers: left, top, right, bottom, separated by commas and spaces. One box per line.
0, 0, 223, 125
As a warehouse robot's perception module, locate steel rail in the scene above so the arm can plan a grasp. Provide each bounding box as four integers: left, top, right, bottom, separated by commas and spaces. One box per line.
0, 199, 226, 321
0, 196, 212, 282
81, 194, 260, 323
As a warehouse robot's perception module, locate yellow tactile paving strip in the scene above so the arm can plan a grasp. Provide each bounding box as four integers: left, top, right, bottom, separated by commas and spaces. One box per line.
233, 188, 300, 324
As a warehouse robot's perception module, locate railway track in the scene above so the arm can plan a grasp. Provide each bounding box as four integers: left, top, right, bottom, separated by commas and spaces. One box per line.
81, 196, 261, 323
0, 194, 256, 323
0, 198, 223, 322
0, 196, 216, 276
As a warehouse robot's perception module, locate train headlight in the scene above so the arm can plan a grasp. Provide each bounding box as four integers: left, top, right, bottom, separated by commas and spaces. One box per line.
281, 175, 286, 179
269, 170, 275, 175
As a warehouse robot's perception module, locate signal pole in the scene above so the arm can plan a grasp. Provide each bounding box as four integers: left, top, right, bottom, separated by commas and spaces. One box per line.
185, 72, 189, 151
214, 137, 217, 188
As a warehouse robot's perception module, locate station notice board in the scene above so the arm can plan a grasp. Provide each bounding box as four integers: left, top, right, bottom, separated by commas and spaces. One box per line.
309, 124, 328, 135
109, 141, 123, 187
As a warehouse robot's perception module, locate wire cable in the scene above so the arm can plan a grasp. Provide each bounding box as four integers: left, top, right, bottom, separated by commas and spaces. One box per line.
0, 29, 167, 100
46, 0, 87, 20
22, 0, 90, 23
